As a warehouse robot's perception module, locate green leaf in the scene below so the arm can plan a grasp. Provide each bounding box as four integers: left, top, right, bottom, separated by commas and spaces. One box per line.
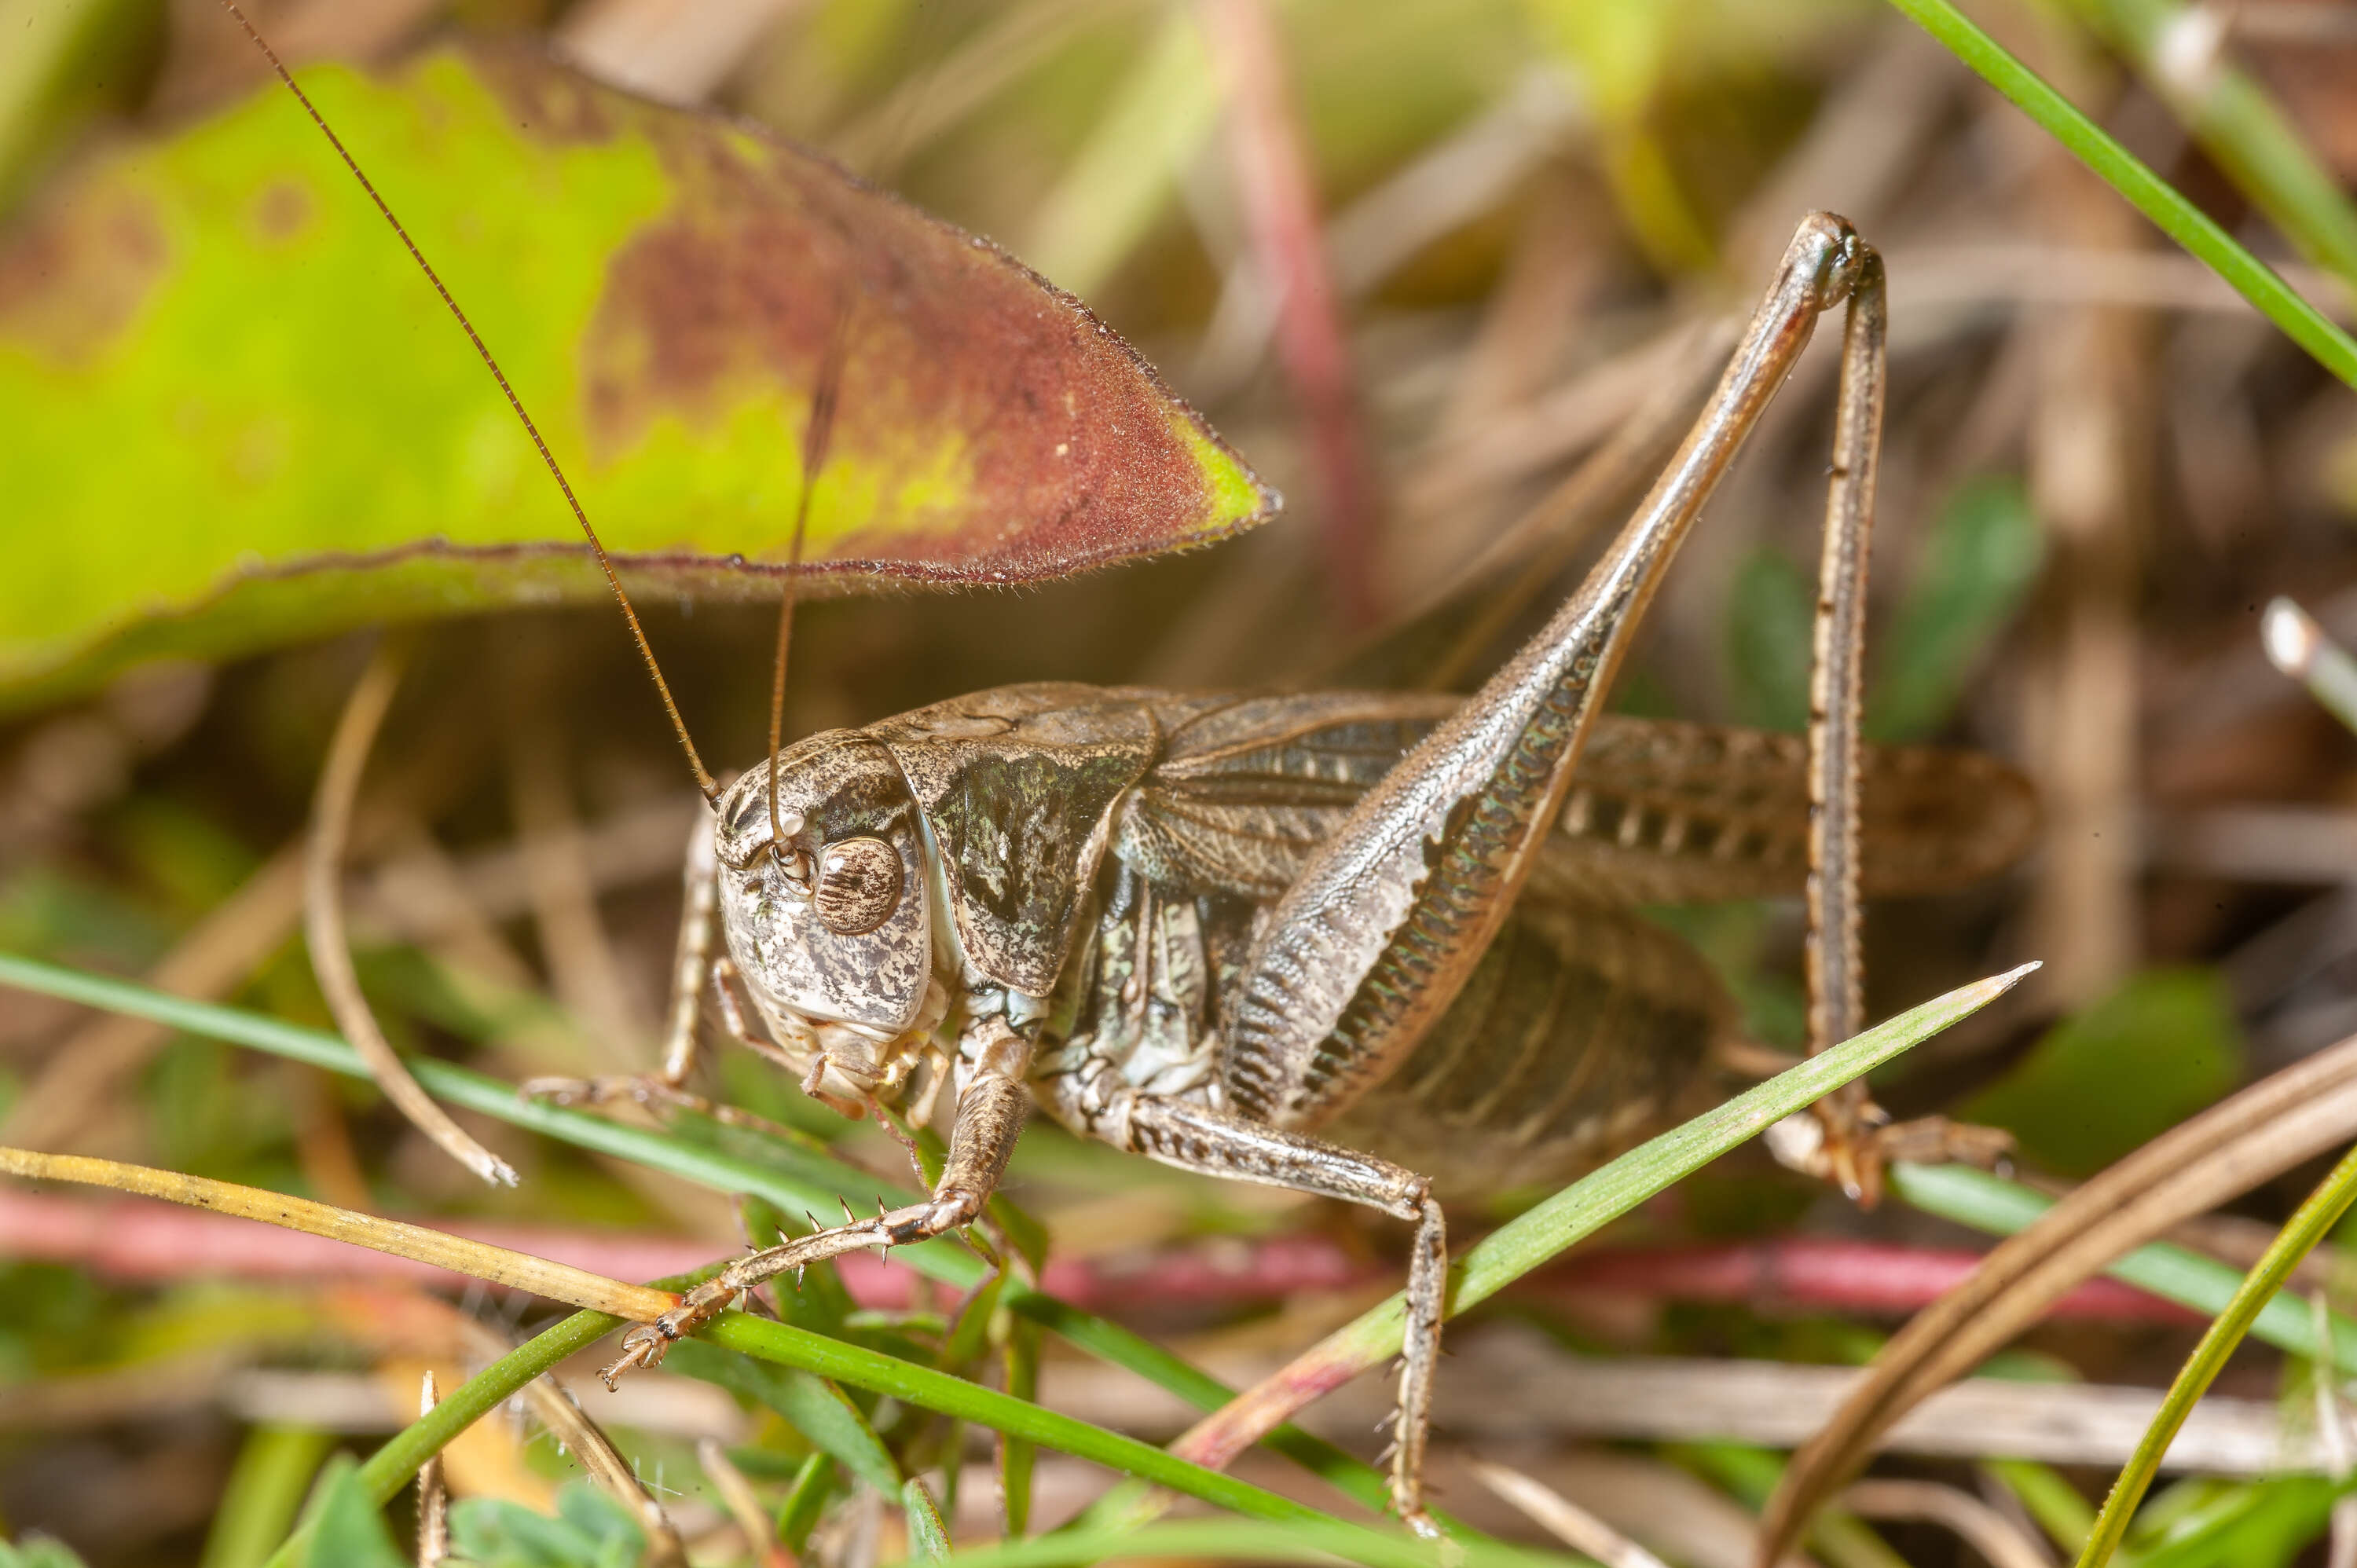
294, 1457, 405, 1568
0, 1537, 93, 1568
2124, 1476, 2342, 1568
0, 43, 1274, 712
1868, 474, 2044, 742
1960, 969, 2242, 1178
448, 1482, 647, 1568
903, 1477, 952, 1562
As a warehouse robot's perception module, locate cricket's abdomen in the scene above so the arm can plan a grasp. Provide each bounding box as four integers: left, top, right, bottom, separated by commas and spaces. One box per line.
1041, 846, 1732, 1198
1317, 900, 1733, 1200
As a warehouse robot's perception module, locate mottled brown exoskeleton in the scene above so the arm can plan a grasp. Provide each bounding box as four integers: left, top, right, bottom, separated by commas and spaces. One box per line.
220, 7, 2027, 1531
527, 217, 2032, 1533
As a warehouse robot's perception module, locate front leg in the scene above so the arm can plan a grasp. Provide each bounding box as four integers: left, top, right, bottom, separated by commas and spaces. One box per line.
1046, 1069, 1445, 1536
601, 1014, 1032, 1384
522, 805, 720, 1109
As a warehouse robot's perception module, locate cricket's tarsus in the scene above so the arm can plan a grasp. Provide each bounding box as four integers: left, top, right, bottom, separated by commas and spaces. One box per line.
217, 0, 718, 805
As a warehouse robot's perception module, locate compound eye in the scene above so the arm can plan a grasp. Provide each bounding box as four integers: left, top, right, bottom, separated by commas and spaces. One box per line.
812, 836, 904, 936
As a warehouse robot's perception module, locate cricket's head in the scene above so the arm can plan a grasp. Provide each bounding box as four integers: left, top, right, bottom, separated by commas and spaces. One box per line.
712, 735, 944, 1112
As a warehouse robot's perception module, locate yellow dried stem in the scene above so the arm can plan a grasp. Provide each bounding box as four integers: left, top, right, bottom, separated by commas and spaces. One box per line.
0, 1147, 675, 1321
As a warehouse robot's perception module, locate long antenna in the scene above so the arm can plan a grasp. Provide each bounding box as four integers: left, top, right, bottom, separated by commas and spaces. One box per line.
765, 303, 851, 852
757, 0, 959, 850
220, 1, 720, 804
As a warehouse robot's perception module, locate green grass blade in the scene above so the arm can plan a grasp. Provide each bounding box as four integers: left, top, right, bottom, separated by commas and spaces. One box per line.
700, 1313, 1336, 1527
2073, 1139, 2357, 1565
2069, 0, 2357, 288
1003, 1315, 1041, 1537
2263, 597, 2357, 739
664, 1341, 902, 1495
1886, 0, 2357, 389
257, 1289, 1371, 1568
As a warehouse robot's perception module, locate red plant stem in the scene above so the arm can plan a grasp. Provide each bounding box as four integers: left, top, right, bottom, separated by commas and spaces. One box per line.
1540, 1240, 2201, 1325
1200, 0, 1380, 628
0, 1189, 2197, 1324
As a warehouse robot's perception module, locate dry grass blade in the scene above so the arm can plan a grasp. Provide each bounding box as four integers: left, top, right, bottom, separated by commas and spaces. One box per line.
701, 1437, 793, 1568
0, 1146, 674, 1320
1758, 1025, 2357, 1564
1416, 317, 1735, 689
1840, 1480, 2055, 1568
415, 1370, 449, 1568
1470, 1460, 1670, 1568
521, 1373, 687, 1568
306, 635, 515, 1186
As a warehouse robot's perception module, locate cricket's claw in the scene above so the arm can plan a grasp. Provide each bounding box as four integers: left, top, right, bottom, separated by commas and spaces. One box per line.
520, 1072, 812, 1143
1767, 1098, 2012, 1206
519, 1072, 673, 1109
600, 1323, 675, 1388
1870, 1113, 2014, 1174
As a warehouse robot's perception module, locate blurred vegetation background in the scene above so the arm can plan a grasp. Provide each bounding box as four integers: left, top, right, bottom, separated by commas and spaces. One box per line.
5, 0, 2357, 1563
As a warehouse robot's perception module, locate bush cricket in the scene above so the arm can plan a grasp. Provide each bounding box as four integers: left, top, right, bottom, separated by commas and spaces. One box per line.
215, 7, 2036, 1537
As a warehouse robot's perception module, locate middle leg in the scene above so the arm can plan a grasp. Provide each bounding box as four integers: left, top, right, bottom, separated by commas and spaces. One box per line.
1047, 1071, 1446, 1535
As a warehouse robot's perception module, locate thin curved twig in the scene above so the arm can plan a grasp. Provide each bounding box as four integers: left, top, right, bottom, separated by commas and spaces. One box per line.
1841, 1479, 2055, 1568
1471, 1460, 1670, 1568
306, 634, 516, 1186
